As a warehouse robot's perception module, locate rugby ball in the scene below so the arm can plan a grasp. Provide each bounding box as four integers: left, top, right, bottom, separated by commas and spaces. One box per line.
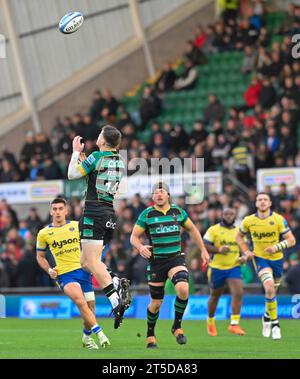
59, 12, 84, 34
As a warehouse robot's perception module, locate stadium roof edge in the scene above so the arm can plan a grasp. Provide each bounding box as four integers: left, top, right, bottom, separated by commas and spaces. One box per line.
0, 0, 213, 137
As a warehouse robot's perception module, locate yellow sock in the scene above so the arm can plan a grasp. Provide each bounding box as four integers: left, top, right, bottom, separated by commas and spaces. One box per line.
230, 314, 240, 325
207, 317, 215, 325
266, 297, 277, 320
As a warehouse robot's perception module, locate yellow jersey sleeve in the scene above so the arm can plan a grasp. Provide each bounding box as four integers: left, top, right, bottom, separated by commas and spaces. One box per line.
278, 214, 290, 236
203, 226, 216, 245
36, 229, 48, 252
240, 216, 249, 234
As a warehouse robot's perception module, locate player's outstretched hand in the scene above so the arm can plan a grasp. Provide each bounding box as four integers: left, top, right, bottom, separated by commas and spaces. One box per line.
48, 268, 58, 279
72, 136, 84, 153
139, 245, 152, 259
264, 246, 277, 254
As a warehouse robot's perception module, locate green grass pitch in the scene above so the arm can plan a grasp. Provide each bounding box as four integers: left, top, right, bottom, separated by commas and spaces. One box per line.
0, 318, 299, 359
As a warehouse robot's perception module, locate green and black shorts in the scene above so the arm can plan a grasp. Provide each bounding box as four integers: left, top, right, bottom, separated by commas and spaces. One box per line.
147, 253, 186, 283
79, 205, 116, 245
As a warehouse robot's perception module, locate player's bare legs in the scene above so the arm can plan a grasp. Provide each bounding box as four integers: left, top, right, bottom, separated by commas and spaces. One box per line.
81, 242, 125, 328
207, 287, 223, 336
80, 300, 99, 349
146, 282, 164, 348
227, 279, 245, 335
169, 266, 189, 344
64, 283, 110, 348
259, 268, 281, 339
80, 243, 113, 287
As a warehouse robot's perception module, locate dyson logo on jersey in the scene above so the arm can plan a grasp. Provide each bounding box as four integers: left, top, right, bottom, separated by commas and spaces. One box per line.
52, 238, 79, 248
106, 220, 116, 229
156, 224, 179, 234
252, 231, 276, 239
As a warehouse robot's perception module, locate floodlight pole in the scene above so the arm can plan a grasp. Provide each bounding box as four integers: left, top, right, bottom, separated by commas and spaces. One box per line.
128, 0, 156, 78
2, 0, 41, 133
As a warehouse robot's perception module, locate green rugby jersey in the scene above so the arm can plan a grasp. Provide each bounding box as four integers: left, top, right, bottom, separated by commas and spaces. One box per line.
79, 150, 125, 211
136, 204, 189, 259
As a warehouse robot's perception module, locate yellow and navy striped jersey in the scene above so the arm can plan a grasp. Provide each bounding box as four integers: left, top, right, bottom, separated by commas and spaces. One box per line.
36, 220, 81, 275
239, 212, 290, 261
203, 223, 240, 270
135, 204, 188, 259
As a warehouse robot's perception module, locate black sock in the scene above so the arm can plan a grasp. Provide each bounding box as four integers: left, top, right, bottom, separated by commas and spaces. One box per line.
173, 297, 188, 330
147, 308, 159, 337
264, 312, 270, 322
103, 283, 119, 309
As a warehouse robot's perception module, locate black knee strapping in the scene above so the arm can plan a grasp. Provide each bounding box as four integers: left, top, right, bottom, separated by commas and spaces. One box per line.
171, 270, 189, 285
149, 285, 165, 299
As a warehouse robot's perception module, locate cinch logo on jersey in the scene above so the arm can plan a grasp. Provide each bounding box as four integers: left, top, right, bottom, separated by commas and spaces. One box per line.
136, 205, 189, 259
252, 231, 276, 239
52, 238, 79, 249
106, 220, 116, 229
156, 224, 180, 234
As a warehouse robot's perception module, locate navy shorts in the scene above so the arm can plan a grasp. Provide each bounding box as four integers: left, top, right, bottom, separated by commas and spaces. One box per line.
254, 257, 283, 279
208, 266, 242, 289
56, 268, 93, 293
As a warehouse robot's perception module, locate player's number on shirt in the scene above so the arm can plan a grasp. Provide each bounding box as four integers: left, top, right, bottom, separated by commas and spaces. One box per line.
104, 180, 119, 195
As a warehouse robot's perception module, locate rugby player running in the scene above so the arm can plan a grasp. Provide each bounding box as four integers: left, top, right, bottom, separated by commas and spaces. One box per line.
130, 182, 210, 348
36, 197, 111, 349
236, 192, 296, 339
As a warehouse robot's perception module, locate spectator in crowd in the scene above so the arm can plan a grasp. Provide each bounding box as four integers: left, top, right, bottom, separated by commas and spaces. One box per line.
173, 60, 198, 91
0, 159, 17, 183
33, 132, 53, 163
244, 77, 262, 108
15, 244, 40, 287
204, 95, 226, 125
154, 62, 177, 93
20, 131, 36, 163
89, 90, 105, 122
259, 77, 277, 109
26, 207, 44, 236
228, 139, 255, 186
102, 88, 120, 117
193, 23, 206, 49
29, 158, 43, 182
241, 45, 257, 74
184, 40, 206, 66
139, 86, 161, 130
189, 120, 208, 147
42, 157, 63, 180
17, 160, 30, 182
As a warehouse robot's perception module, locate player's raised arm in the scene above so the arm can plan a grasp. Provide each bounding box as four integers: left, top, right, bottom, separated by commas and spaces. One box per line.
68, 136, 87, 179
182, 217, 210, 265
130, 224, 152, 259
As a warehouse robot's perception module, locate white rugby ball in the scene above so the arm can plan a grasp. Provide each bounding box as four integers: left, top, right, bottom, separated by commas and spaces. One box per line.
59, 12, 84, 34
